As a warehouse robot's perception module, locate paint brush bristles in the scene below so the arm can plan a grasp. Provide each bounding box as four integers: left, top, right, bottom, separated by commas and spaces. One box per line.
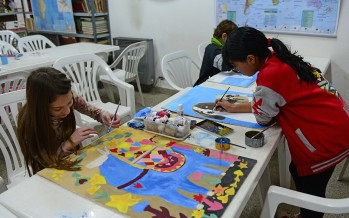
106, 101, 121, 134
213, 87, 230, 111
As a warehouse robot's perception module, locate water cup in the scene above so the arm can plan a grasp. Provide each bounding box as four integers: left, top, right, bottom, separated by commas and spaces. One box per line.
0, 55, 8, 65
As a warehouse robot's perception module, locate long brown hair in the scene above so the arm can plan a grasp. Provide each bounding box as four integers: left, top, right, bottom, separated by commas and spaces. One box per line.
17, 67, 79, 175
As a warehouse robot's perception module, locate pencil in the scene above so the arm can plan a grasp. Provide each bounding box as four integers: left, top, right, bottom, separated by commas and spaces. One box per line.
213, 87, 230, 111
106, 101, 121, 134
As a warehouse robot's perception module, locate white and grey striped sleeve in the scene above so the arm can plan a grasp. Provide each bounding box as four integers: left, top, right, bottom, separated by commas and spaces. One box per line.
252, 86, 286, 125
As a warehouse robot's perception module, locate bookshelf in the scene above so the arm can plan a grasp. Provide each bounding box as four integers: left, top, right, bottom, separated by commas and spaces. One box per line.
23, 0, 112, 45
0, 0, 28, 36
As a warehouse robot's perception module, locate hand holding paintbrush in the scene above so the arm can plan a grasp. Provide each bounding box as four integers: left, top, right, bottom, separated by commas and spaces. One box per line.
106, 101, 121, 134
212, 87, 230, 111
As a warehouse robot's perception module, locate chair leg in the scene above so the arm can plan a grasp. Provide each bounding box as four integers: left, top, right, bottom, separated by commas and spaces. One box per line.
338, 158, 349, 181
135, 76, 145, 106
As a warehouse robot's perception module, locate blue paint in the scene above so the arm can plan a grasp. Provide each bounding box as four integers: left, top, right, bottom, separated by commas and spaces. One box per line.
221, 72, 258, 87
99, 147, 230, 209
163, 86, 264, 128
133, 201, 149, 212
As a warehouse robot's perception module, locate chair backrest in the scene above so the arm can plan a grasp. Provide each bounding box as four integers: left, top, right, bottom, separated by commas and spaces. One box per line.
0, 71, 27, 94
198, 41, 210, 61
260, 185, 349, 218
0, 30, 20, 48
0, 41, 18, 56
53, 53, 135, 112
53, 54, 103, 103
17, 35, 56, 53
0, 89, 28, 188
110, 41, 148, 82
161, 50, 200, 91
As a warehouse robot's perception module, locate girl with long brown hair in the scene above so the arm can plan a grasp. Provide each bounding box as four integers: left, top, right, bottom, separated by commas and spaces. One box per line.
17, 67, 121, 175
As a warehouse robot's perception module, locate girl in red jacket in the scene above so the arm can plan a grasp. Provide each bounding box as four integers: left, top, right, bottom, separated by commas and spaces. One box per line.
215, 27, 349, 218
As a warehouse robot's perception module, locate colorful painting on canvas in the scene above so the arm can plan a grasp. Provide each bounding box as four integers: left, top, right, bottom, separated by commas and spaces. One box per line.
38, 126, 257, 218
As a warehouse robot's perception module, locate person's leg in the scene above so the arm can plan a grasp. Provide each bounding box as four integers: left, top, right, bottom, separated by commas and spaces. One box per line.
289, 161, 335, 218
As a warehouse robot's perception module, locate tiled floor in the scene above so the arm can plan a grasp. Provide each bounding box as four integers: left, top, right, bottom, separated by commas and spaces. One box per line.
1, 86, 349, 217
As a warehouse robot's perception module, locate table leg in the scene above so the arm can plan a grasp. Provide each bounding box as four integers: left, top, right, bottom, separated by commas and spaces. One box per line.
278, 135, 291, 188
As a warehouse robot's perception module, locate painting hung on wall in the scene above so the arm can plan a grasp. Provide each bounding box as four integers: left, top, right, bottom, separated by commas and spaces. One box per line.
31, 0, 77, 33
38, 126, 257, 218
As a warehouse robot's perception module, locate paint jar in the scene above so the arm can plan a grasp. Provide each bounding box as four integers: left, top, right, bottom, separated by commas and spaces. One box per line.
0, 55, 8, 65
144, 110, 191, 139
245, 131, 264, 148
215, 137, 231, 151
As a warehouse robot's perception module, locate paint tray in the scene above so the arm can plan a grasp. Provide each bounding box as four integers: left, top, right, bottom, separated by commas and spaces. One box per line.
143, 116, 191, 140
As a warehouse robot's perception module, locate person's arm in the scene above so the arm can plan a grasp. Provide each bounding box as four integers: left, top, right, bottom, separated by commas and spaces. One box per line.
215, 99, 252, 113
252, 86, 286, 125
72, 91, 121, 127
58, 127, 98, 158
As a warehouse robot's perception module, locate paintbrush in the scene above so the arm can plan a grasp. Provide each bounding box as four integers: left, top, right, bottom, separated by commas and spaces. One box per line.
106, 101, 121, 134
228, 142, 246, 149
212, 86, 230, 111
251, 122, 277, 139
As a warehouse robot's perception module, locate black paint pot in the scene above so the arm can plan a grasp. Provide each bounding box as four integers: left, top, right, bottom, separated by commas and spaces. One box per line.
245, 131, 265, 147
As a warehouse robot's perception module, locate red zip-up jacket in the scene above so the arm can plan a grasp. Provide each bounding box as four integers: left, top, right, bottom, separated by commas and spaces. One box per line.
252, 53, 349, 176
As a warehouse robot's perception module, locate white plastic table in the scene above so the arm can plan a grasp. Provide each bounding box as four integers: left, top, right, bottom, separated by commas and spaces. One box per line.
0, 42, 119, 74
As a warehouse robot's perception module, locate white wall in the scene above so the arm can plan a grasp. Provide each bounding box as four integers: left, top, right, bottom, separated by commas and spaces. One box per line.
108, 0, 349, 101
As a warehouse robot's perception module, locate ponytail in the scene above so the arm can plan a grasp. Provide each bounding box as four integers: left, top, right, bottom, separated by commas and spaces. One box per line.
269, 38, 317, 83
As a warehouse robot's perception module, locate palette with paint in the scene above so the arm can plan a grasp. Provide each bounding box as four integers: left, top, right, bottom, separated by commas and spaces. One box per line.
195, 119, 234, 137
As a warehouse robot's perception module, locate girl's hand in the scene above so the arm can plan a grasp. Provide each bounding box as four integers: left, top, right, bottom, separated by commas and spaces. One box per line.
68, 127, 98, 149
215, 99, 252, 113
101, 111, 121, 128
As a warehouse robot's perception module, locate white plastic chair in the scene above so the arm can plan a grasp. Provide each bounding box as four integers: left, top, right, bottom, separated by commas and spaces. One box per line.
100, 41, 147, 106
0, 71, 27, 94
198, 41, 210, 62
0, 89, 29, 188
17, 35, 56, 53
161, 50, 200, 91
0, 41, 18, 56
53, 54, 135, 128
260, 185, 349, 218
0, 30, 20, 49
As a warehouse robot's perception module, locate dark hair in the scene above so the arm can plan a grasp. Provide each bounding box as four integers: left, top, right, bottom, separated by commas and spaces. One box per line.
222, 27, 317, 83
213, 20, 238, 38
17, 67, 78, 175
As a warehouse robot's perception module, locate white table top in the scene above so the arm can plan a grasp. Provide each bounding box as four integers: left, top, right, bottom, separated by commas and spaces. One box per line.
0, 42, 120, 74
0, 88, 281, 218
0, 175, 124, 218
153, 87, 282, 218
0, 88, 282, 218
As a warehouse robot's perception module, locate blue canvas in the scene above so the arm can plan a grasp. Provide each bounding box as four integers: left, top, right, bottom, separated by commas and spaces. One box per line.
163, 86, 264, 128
220, 72, 258, 88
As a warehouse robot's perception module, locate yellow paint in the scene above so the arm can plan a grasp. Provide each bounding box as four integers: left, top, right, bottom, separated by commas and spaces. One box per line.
106, 193, 142, 213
